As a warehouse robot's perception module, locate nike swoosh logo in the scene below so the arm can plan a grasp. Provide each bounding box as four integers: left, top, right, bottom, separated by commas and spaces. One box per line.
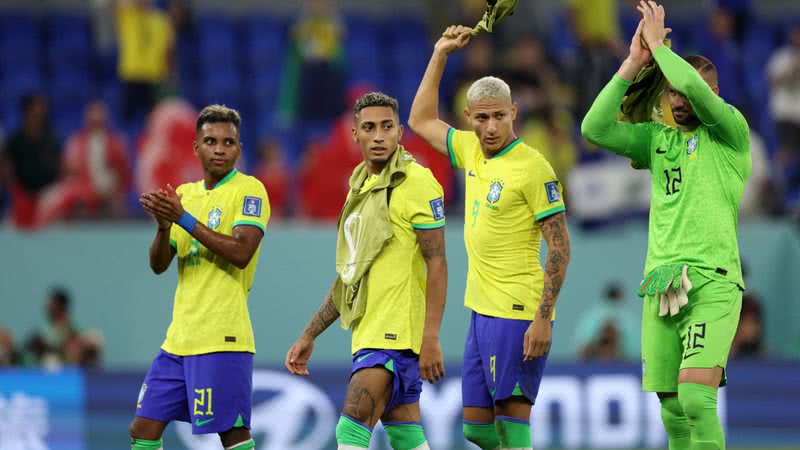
356, 352, 374, 363
468, 170, 476, 177
656, 148, 666, 154
195, 418, 215, 426
683, 351, 701, 360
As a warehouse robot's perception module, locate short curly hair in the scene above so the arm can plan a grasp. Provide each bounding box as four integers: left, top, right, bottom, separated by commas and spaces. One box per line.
196, 104, 241, 134
353, 92, 399, 118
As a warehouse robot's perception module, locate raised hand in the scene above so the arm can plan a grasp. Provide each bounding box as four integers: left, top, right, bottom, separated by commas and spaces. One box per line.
434, 25, 473, 55
637, 1, 667, 51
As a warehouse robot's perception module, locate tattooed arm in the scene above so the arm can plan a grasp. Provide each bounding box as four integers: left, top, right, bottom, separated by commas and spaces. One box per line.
415, 227, 448, 383
285, 281, 340, 375
523, 212, 571, 360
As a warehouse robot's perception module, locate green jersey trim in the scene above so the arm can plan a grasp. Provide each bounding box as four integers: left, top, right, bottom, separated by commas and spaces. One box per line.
169, 239, 177, 249
411, 219, 446, 230
491, 137, 522, 159
206, 168, 238, 191
233, 219, 266, 234
535, 205, 566, 221
446, 128, 458, 168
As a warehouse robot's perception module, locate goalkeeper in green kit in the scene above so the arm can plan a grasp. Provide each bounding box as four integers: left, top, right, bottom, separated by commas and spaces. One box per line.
581, 2, 750, 449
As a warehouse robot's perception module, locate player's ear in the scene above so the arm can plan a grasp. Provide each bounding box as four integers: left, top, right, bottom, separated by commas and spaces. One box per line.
397, 122, 404, 141
511, 103, 518, 121
463, 107, 470, 122
351, 126, 358, 143
711, 85, 720, 95
193, 140, 199, 156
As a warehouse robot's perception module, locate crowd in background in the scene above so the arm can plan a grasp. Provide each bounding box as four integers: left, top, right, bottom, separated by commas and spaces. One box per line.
0, 0, 798, 228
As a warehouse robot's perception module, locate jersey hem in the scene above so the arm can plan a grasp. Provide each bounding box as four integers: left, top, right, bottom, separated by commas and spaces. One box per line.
233, 220, 266, 234
160, 344, 256, 356
351, 343, 420, 355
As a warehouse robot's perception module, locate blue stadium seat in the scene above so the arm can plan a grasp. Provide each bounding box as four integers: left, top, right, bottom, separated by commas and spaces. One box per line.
0, 68, 43, 129
0, 11, 40, 69
194, 15, 237, 71
201, 68, 243, 111
44, 12, 91, 72
241, 15, 287, 76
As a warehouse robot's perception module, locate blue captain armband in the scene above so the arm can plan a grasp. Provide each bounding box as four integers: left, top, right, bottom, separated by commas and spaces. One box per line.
176, 211, 198, 233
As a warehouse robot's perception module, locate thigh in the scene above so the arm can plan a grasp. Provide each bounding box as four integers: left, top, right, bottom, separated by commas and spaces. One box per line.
678, 281, 742, 385
135, 350, 190, 424
462, 312, 493, 409
382, 401, 421, 424
486, 316, 544, 404
641, 296, 683, 393
184, 352, 253, 435
343, 367, 394, 428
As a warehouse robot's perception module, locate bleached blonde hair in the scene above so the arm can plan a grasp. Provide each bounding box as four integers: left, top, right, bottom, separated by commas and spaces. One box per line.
466, 76, 512, 104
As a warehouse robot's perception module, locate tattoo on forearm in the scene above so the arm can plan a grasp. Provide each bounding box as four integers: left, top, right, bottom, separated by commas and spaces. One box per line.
303, 290, 340, 339
538, 213, 570, 320
417, 229, 446, 260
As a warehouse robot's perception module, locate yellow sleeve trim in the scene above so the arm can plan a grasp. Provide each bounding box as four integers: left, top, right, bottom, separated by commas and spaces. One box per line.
535, 205, 566, 221
233, 220, 266, 234
412, 219, 446, 230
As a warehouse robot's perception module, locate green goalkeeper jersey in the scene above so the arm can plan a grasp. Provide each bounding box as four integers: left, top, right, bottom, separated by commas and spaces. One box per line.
582, 46, 751, 288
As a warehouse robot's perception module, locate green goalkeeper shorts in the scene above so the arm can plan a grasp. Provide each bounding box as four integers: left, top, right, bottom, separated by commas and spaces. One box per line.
641, 268, 742, 393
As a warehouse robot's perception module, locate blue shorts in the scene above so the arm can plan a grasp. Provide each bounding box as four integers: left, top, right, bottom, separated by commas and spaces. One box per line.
135, 349, 253, 435
351, 349, 422, 413
462, 311, 551, 407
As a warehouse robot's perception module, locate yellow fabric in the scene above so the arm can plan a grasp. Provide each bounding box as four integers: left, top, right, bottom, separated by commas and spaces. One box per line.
351, 162, 445, 354
116, 3, 174, 82
165, 170, 270, 355
448, 129, 565, 320
568, 0, 619, 43
292, 16, 342, 61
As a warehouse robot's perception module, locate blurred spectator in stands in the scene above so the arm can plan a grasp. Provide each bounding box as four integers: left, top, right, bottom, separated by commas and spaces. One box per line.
4, 93, 61, 230
278, 0, 345, 126
740, 127, 782, 217
0, 328, 20, 366
731, 262, 765, 358
451, 37, 493, 128
566, 0, 625, 114
0, 126, 8, 218
696, 7, 747, 111
768, 24, 800, 212
731, 293, 764, 358
135, 99, 201, 194
115, 0, 175, 127
574, 282, 639, 361
80, 329, 105, 367
36, 100, 131, 225
520, 106, 578, 194
504, 35, 565, 115
23, 287, 80, 367
253, 138, 291, 219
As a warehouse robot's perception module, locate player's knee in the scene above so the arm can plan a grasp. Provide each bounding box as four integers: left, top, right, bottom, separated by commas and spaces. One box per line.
659, 396, 689, 433
385, 423, 427, 450
463, 422, 500, 450
678, 383, 718, 422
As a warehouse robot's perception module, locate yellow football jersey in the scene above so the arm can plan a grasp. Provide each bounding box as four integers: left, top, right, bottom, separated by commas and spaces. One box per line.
350, 161, 446, 355
447, 128, 565, 320
164, 169, 270, 355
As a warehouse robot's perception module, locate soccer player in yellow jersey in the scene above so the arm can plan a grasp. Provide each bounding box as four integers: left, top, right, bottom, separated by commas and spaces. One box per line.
409, 26, 572, 450
131, 105, 269, 450
285, 92, 448, 450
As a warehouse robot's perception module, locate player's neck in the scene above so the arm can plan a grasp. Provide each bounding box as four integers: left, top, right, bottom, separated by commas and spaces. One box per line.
365, 160, 387, 176
678, 119, 702, 133
203, 168, 234, 190
481, 133, 518, 159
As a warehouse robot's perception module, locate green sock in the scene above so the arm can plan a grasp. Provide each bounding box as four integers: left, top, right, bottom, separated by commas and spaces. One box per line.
335, 414, 372, 448
463, 422, 500, 450
384, 422, 427, 450
495, 416, 531, 449
660, 396, 691, 450
225, 439, 255, 450
678, 383, 725, 450
131, 438, 163, 450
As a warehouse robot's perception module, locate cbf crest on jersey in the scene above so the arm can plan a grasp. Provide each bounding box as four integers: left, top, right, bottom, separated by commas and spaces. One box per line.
207, 208, 222, 229
487, 179, 504, 204
687, 135, 699, 157
243, 196, 262, 217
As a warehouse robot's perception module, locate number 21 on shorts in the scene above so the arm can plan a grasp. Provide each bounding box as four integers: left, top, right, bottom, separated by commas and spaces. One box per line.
194, 387, 213, 416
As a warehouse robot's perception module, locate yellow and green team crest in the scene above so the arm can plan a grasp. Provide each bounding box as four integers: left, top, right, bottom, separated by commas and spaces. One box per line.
207, 208, 222, 229
487, 179, 504, 204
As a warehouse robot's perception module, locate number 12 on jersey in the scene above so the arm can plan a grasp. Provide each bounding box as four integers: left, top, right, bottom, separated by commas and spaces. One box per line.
664, 167, 682, 196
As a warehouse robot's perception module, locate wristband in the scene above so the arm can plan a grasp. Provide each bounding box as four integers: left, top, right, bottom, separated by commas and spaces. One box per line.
176, 211, 198, 233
